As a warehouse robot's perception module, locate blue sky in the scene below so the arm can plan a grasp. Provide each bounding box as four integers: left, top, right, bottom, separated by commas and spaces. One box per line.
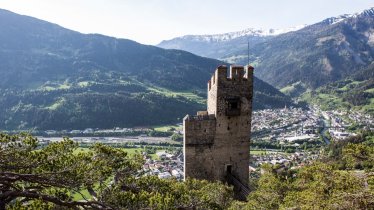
0, 0, 373, 44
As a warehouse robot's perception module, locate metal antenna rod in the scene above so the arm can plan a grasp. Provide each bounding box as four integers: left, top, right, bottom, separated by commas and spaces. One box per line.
247, 39, 249, 66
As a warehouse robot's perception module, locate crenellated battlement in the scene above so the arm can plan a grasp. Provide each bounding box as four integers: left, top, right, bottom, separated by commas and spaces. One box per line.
208, 65, 254, 91
183, 112, 216, 122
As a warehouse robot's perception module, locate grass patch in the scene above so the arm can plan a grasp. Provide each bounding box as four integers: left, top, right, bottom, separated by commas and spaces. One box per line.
301, 91, 350, 111
39, 82, 71, 91
280, 85, 295, 94
146, 86, 205, 104
59, 84, 71, 89
250, 150, 268, 155
127, 77, 206, 104
364, 88, 374, 93
45, 98, 66, 110
42, 86, 57, 91
361, 98, 374, 114
153, 124, 182, 132
78, 81, 90, 87
280, 81, 308, 97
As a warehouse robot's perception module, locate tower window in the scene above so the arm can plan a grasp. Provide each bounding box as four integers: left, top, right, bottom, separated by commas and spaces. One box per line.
231, 102, 238, 109
225, 97, 241, 116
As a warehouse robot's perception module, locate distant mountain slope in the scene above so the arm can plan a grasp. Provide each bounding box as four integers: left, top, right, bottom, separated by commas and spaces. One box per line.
302, 63, 374, 114
158, 8, 374, 90
0, 9, 294, 130
0, 8, 221, 91
157, 26, 306, 59
225, 8, 374, 89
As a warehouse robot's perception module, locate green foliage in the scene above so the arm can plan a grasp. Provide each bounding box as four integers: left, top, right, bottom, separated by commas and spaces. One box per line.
143, 146, 157, 155
245, 164, 290, 210
282, 163, 370, 209
239, 162, 374, 210
238, 132, 374, 210
171, 133, 183, 141
0, 133, 141, 209
0, 82, 205, 130
0, 76, 296, 131
102, 177, 233, 210
284, 148, 295, 153
0, 133, 233, 209
342, 143, 374, 170
323, 130, 374, 170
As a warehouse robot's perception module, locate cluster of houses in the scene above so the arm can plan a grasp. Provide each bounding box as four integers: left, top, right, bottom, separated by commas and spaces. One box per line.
347, 111, 374, 130
250, 151, 320, 170
251, 106, 321, 146
323, 109, 373, 140
142, 150, 184, 180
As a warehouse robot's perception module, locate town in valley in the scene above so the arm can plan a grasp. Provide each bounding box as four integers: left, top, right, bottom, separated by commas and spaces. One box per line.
3, 105, 371, 180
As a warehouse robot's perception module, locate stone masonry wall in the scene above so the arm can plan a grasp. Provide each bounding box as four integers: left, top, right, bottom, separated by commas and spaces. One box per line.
184, 65, 254, 187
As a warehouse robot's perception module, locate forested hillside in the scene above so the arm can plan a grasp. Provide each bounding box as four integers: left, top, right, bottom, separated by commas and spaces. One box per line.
302, 63, 374, 114
0, 9, 294, 130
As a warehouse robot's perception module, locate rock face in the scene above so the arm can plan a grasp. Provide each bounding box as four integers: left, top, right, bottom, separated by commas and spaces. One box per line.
184, 65, 253, 191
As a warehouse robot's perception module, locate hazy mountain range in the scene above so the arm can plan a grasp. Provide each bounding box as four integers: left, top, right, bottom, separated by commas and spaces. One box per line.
0, 9, 293, 130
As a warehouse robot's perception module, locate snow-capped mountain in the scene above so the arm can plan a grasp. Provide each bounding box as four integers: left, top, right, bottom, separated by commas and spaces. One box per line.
323, 14, 354, 25
174, 25, 308, 43
322, 7, 374, 25
157, 25, 308, 59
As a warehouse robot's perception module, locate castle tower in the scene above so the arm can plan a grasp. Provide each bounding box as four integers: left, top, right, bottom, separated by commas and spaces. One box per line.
183, 65, 254, 193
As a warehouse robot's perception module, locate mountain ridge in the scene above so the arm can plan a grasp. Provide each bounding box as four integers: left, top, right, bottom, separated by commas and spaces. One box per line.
158, 7, 374, 90
159, 25, 307, 44
0, 8, 294, 130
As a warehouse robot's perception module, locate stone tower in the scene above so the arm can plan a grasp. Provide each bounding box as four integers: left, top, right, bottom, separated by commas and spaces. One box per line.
183, 65, 253, 189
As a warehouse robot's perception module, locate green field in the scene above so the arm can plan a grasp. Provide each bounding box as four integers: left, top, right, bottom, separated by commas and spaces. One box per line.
74, 147, 160, 159
250, 150, 267, 155
153, 124, 183, 132
280, 81, 308, 97
128, 77, 206, 105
